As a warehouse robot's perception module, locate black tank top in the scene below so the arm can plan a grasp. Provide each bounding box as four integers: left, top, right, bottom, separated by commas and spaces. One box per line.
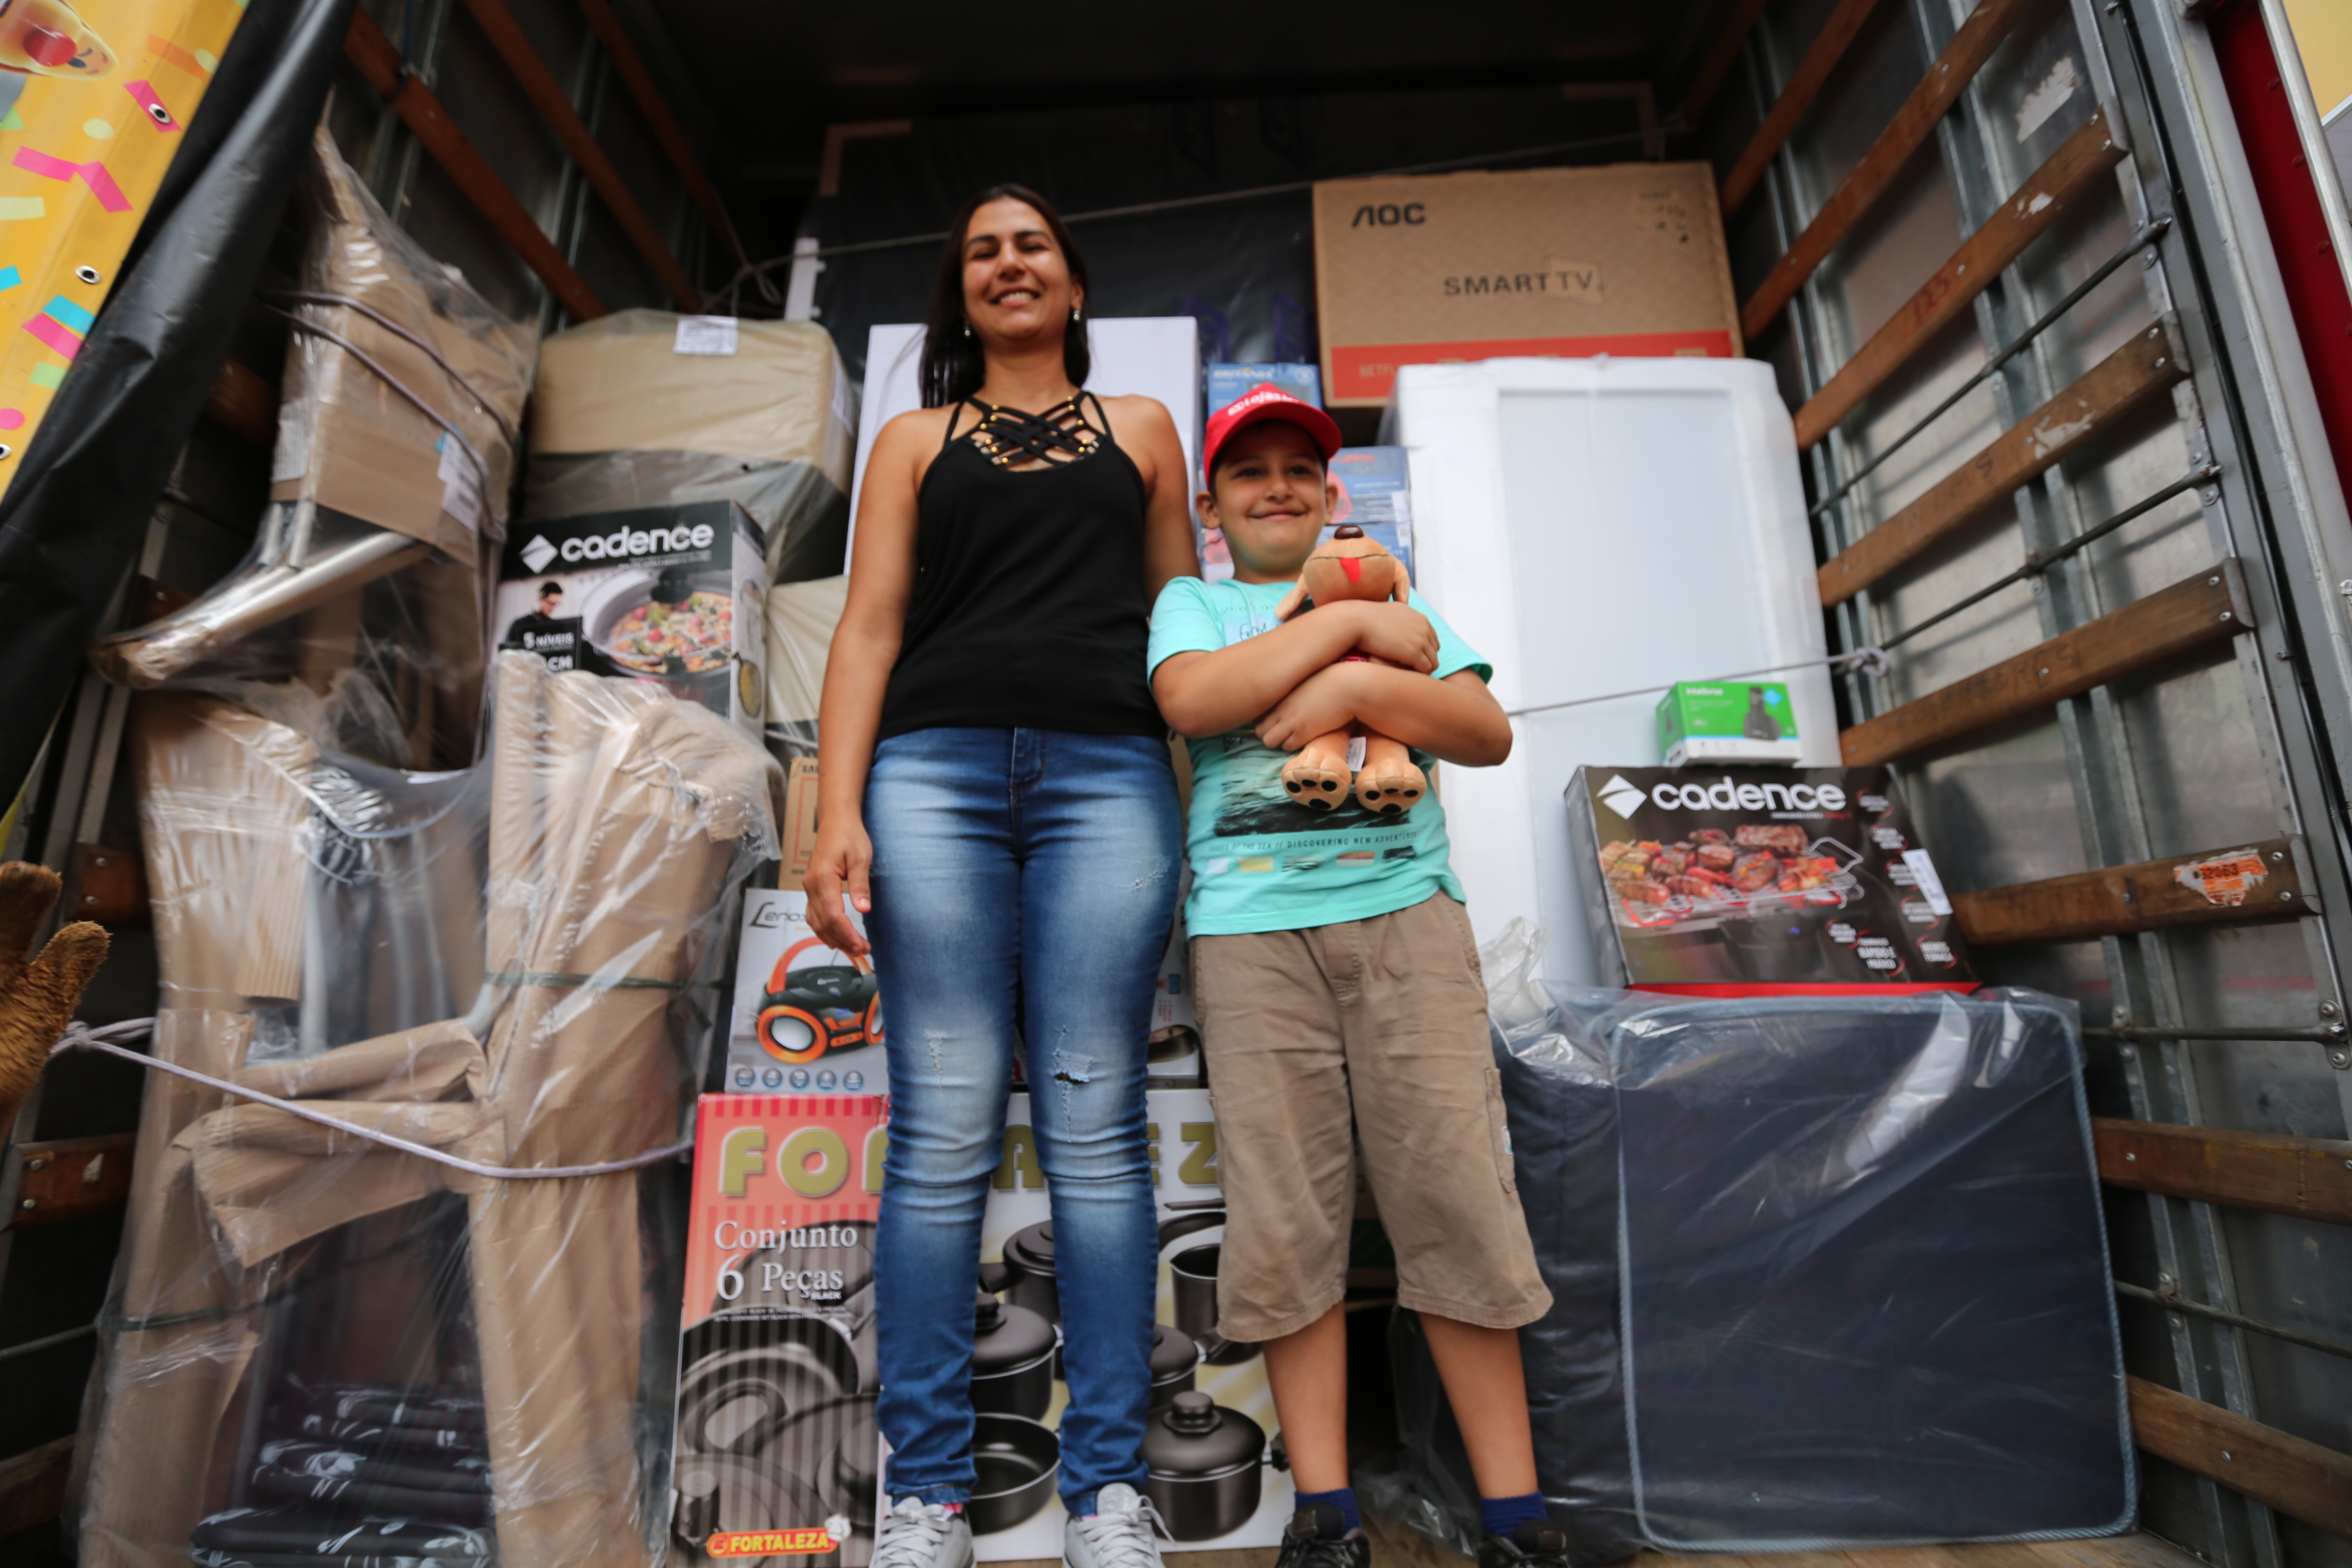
878, 392, 1163, 740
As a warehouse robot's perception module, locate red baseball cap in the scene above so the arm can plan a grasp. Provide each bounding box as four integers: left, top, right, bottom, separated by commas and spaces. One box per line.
1201, 383, 1343, 486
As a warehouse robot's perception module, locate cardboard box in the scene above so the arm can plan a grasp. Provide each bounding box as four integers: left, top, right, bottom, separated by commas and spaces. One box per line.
968, 1088, 1294, 1559
498, 500, 769, 736
1206, 362, 1322, 416
675, 1094, 885, 1566
1566, 767, 1976, 993
1657, 681, 1802, 766
781, 757, 821, 890
1312, 163, 1740, 408
724, 888, 885, 1096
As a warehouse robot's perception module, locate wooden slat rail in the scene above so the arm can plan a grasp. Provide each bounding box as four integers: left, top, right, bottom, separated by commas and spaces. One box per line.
1955, 835, 2307, 944
567, 0, 756, 287
344, 7, 606, 321
457, 0, 699, 311
2096, 1118, 2352, 1226
1820, 320, 2188, 605
1742, 0, 2038, 341
2128, 1377, 2352, 1539
8, 1133, 136, 1228
1840, 561, 2249, 764
0, 1436, 74, 1540
65, 843, 146, 926
1720, 0, 1884, 216
1676, 0, 1774, 133
1794, 109, 2124, 449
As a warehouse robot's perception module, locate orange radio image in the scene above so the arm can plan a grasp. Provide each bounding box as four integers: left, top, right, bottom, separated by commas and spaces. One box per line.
755, 936, 883, 1065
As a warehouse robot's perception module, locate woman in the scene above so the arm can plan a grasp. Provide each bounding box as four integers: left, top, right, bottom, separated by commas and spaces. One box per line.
804, 185, 1198, 1568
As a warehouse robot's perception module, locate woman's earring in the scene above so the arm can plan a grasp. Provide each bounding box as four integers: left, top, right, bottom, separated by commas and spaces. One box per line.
1070, 307, 1080, 323
962, 320, 973, 339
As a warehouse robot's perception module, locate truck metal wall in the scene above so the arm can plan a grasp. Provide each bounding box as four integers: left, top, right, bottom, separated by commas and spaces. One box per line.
1735, 0, 2352, 1564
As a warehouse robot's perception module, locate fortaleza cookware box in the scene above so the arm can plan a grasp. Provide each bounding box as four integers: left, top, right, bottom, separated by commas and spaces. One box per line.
676, 1094, 888, 1567
1311, 162, 1740, 408
964, 1088, 1296, 1561
1566, 766, 1977, 994
497, 499, 769, 736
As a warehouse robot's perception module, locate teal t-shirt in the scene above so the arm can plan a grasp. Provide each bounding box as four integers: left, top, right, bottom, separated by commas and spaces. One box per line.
1146, 577, 1494, 937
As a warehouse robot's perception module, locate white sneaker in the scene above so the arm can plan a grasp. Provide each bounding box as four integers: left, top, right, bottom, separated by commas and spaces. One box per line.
1064, 1483, 1167, 1568
875, 1496, 976, 1568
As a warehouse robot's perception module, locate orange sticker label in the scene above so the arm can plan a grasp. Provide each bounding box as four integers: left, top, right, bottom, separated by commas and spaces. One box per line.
1328, 331, 1735, 400
2172, 850, 2269, 906
708, 1528, 840, 1557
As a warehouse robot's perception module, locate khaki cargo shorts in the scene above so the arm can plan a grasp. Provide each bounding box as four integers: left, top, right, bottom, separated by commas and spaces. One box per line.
1190, 892, 1553, 1342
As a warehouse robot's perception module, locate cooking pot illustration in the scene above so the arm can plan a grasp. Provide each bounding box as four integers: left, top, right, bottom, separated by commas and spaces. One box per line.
1159, 1200, 1258, 1365
579, 564, 739, 703
968, 1413, 1060, 1534
1149, 1322, 1200, 1410
757, 936, 882, 1065
1142, 1391, 1266, 1541
970, 1293, 1057, 1420
674, 1315, 875, 1566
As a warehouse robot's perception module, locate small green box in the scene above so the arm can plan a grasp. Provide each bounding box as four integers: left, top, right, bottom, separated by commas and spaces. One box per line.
1655, 680, 1803, 766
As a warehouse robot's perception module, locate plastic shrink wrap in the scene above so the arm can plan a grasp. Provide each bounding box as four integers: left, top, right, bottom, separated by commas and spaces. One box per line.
88, 127, 535, 772
71, 653, 784, 1568
1385, 924, 2133, 1558
1366, 923, 1636, 1565
523, 311, 855, 587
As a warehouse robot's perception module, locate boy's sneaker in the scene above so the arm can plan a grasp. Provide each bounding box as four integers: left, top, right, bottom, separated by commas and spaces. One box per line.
1065, 1483, 1167, 1568
874, 1497, 976, 1568
1274, 1502, 1372, 1568
1477, 1519, 1571, 1568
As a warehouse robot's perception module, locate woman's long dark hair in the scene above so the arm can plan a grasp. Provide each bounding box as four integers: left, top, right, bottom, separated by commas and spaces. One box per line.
918, 183, 1091, 408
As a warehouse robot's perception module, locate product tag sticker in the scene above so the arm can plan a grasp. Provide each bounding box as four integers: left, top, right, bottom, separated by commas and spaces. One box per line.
1900, 849, 1953, 915
674, 315, 739, 356
436, 432, 484, 535
1345, 735, 1368, 772
2174, 849, 2268, 906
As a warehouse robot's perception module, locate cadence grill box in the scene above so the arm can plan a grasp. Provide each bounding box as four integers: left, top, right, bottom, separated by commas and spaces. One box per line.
1311, 162, 1740, 408
1566, 766, 1976, 993
497, 500, 768, 736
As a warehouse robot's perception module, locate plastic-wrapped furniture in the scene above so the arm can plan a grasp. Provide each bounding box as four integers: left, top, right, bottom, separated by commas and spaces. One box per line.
75, 655, 781, 1568
90, 129, 533, 772
1388, 928, 2132, 1557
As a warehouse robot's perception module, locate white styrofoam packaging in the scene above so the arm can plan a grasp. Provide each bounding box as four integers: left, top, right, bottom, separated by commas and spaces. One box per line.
847, 319, 1204, 561
1384, 356, 1838, 987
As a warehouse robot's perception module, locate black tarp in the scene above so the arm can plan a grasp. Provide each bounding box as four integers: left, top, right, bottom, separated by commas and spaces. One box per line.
0, 0, 358, 812
1381, 956, 2133, 1557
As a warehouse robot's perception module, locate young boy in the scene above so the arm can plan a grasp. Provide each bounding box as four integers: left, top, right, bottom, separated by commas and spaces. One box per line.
1147, 386, 1566, 1568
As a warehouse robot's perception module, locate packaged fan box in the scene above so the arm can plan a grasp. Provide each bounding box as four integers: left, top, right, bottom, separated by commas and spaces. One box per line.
1566, 766, 1976, 994
1655, 680, 1800, 765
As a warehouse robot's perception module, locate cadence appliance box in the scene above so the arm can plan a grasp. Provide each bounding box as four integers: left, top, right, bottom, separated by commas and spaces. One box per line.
1566, 766, 1976, 993
498, 499, 768, 736
1312, 162, 1740, 407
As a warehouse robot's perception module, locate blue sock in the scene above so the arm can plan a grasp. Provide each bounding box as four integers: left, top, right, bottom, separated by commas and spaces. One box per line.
1295, 1487, 1361, 1535
1480, 1493, 1547, 1538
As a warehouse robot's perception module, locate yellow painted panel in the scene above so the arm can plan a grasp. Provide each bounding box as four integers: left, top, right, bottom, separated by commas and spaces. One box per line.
2284, 0, 2352, 118
0, 0, 247, 488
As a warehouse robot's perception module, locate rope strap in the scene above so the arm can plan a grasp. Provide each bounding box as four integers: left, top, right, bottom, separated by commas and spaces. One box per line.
49, 1019, 693, 1180
1502, 646, 1890, 721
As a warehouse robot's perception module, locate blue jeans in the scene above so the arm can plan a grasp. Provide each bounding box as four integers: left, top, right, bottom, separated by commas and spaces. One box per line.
865, 727, 1179, 1514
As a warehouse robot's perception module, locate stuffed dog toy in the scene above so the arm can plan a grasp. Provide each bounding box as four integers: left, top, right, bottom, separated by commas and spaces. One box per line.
1272, 525, 1428, 816
0, 862, 107, 1134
